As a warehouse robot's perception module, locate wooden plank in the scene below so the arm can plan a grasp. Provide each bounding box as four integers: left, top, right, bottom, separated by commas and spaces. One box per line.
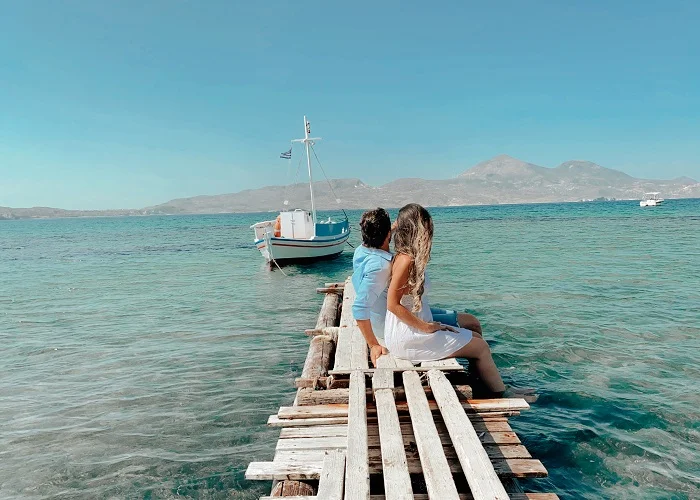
276, 398, 528, 419
376, 353, 397, 368
304, 326, 340, 337
350, 324, 369, 369
330, 363, 464, 375
278, 420, 515, 439
268, 414, 348, 427
402, 370, 460, 499
275, 440, 531, 460
334, 329, 352, 371
372, 369, 413, 499
333, 278, 356, 371
247, 456, 547, 480
267, 413, 512, 428
421, 358, 462, 368
345, 371, 369, 499
297, 384, 473, 405
428, 369, 509, 499
300, 335, 334, 380
275, 437, 531, 461
316, 291, 341, 329
372, 369, 395, 390
277, 430, 521, 447
317, 449, 345, 500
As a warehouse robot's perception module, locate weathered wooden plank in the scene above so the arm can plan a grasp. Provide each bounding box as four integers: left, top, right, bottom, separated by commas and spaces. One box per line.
334, 329, 352, 371
372, 369, 413, 499
316, 449, 345, 500
294, 376, 329, 390
375, 353, 397, 368
372, 369, 394, 390
402, 370, 460, 499
277, 398, 528, 419
300, 335, 334, 380
428, 369, 509, 499
278, 420, 515, 439
268, 414, 349, 427
350, 325, 369, 369
316, 292, 341, 329
330, 363, 464, 375
394, 357, 416, 369
295, 387, 349, 405
247, 456, 547, 480
304, 326, 340, 337
333, 279, 356, 371
297, 384, 473, 405
421, 358, 462, 368
345, 371, 369, 499
275, 437, 531, 460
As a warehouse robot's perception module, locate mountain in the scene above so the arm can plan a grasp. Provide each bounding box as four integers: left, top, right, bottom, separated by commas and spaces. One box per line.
2, 155, 698, 219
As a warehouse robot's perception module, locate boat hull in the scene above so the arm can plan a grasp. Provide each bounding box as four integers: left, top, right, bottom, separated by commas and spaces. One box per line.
255, 233, 350, 263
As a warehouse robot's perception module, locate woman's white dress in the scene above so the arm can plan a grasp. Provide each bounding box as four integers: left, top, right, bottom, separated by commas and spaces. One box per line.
384, 277, 473, 362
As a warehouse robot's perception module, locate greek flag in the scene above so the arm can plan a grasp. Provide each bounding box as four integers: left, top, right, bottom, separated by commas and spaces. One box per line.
280, 148, 292, 160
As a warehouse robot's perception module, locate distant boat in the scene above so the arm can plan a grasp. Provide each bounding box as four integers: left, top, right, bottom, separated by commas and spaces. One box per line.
250, 116, 350, 264
640, 192, 664, 207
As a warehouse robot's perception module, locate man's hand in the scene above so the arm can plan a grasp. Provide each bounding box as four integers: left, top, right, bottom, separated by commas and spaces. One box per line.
369, 344, 389, 367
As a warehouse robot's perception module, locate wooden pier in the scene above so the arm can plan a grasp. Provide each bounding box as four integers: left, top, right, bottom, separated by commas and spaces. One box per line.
246, 279, 558, 499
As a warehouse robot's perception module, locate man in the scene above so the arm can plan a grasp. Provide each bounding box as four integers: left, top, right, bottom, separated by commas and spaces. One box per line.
352, 208, 483, 367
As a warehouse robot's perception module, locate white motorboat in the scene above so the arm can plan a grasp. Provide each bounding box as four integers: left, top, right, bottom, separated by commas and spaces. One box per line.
640, 192, 664, 207
251, 116, 350, 264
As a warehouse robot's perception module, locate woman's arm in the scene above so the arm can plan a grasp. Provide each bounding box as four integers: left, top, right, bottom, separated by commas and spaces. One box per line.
387, 254, 440, 333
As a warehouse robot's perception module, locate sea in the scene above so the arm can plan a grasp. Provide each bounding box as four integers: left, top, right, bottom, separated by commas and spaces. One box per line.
1, 200, 699, 499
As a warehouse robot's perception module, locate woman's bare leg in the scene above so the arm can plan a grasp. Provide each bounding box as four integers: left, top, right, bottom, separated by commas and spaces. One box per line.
457, 313, 482, 336
448, 337, 504, 393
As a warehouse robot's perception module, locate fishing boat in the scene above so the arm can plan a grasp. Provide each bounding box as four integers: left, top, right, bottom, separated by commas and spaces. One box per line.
251, 116, 350, 264
640, 192, 664, 207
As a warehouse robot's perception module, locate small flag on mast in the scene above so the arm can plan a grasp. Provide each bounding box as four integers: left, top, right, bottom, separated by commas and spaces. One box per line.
280, 147, 292, 159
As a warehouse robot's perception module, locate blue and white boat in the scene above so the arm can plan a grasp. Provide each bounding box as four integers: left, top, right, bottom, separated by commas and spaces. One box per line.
251, 116, 350, 264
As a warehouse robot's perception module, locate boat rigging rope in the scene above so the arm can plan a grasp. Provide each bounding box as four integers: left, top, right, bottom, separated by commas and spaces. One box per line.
309, 143, 350, 222
271, 257, 288, 276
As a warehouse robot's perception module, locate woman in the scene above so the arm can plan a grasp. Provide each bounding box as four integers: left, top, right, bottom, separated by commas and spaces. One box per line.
385, 203, 505, 394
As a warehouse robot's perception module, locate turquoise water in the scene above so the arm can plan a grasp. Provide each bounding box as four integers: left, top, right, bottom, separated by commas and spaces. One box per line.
1, 200, 699, 499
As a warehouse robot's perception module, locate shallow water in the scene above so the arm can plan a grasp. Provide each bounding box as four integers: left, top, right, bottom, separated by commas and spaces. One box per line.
1, 200, 699, 499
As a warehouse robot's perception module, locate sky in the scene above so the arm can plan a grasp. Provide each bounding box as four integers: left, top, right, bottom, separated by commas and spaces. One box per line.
1, 1, 699, 209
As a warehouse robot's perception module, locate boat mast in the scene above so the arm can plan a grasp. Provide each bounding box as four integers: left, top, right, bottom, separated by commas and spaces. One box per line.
292, 115, 321, 226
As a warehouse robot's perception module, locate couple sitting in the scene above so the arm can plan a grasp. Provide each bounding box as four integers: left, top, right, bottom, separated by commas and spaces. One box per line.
352, 204, 505, 394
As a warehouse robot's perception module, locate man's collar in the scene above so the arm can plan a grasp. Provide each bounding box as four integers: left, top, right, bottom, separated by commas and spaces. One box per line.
363, 245, 393, 261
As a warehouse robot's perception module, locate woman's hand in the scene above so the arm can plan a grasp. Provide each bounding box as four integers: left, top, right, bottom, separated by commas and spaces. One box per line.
422, 321, 458, 334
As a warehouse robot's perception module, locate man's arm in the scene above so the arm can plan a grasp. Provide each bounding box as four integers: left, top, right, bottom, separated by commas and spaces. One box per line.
352, 260, 391, 366
356, 319, 388, 367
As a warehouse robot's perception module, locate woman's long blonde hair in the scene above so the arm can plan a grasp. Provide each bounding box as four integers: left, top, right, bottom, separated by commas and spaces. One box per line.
393, 203, 434, 312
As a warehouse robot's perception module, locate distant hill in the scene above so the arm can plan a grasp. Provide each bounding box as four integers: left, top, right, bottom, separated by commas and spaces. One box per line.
144, 155, 699, 214
2, 155, 698, 219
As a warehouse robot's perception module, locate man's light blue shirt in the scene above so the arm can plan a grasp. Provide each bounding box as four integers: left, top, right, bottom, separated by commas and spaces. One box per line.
351, 245, 393, 340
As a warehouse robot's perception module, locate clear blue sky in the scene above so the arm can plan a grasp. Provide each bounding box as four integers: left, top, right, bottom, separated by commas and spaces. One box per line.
1, 1, 699, 209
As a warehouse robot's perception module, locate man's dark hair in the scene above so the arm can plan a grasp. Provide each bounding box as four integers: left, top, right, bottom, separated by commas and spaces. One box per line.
360, 208, 391, 248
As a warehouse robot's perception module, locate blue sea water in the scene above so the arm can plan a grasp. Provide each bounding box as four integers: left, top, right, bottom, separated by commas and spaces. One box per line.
1, 200, 699, 499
